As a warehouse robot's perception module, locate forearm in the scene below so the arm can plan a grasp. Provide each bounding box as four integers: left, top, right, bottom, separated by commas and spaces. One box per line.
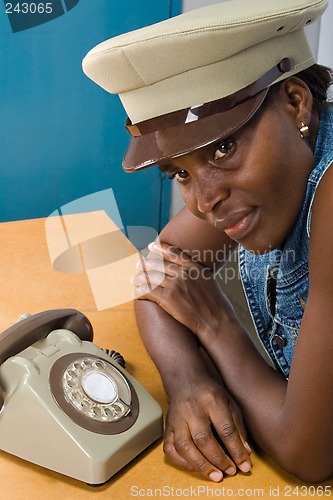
135, 298, 254, 480
134, 299, 216, 397
200, 313, 286, 442
135, 298, 281, 448
134, 249, 286, 444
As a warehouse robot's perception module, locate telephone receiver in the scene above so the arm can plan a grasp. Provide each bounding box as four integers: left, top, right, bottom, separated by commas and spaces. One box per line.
0, 309, 162, 484
0, 309, 93, 409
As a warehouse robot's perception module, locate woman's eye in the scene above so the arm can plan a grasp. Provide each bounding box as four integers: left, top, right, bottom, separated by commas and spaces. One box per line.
168, 170, 189, 182
213, 141, 234, 160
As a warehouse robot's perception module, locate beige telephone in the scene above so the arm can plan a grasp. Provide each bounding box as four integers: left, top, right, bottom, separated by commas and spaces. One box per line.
0, 309, 163, 484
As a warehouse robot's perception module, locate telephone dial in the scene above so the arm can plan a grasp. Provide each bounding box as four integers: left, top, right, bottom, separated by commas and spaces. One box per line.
0, 309, 163, 484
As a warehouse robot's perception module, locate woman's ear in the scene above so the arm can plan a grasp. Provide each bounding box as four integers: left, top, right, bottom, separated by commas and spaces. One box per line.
280, 77, 313, 125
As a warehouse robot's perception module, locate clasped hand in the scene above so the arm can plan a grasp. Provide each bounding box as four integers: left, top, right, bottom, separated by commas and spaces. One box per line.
132, 241, 234, 342
163, 376, 252, 482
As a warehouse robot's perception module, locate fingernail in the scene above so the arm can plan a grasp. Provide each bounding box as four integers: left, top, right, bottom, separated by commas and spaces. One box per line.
136, 260, 142, 269
209, 470, 223, 482
225, 466, 236, 475
148, 242, 157, 250
244, 441, 252, 454
239, 461, 251, 473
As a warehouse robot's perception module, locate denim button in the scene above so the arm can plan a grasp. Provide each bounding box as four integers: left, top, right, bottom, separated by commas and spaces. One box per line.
273, 334, 286, 346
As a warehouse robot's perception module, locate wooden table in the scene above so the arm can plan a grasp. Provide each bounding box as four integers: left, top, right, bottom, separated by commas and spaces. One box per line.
0, 217, 332, 499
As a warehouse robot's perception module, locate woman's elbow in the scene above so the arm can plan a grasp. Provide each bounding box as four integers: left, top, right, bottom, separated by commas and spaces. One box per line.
286, 462, 333, 484
274, 442, 333, 484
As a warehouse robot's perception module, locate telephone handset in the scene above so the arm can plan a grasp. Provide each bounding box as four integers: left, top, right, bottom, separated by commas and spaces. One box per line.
0, 309, 93, 365
0, 309, 162, 484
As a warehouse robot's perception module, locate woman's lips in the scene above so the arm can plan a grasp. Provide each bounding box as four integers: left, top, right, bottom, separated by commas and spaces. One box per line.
215, 208, 259, 240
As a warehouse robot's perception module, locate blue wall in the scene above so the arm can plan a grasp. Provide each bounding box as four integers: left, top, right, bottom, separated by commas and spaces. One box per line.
0, 0, 181, 230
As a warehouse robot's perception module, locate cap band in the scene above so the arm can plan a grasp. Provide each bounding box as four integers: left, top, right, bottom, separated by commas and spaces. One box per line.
125, 58, 293, 138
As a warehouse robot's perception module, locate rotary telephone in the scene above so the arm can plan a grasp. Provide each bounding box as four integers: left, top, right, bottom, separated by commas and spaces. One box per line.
0, 309, 163, 484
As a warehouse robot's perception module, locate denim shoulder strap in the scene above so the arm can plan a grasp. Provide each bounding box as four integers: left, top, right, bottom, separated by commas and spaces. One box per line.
307, 104, 333, 236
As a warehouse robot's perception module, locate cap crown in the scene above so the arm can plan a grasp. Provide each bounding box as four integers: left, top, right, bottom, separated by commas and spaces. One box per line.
83, 0, 327, 123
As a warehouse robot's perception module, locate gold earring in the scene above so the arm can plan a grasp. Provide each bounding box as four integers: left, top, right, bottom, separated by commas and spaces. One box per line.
299, 122, 309, 139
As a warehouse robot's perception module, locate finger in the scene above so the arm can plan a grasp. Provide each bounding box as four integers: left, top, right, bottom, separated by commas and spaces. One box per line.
163, 429, 194, 472
132, 270, 166, 287
136, 258, 182, 278
132, 283, 164, 302
148, 242, 193, 266
165, 424, 225, 482
212, 413, 252, 473
133, 284, 151, 299
187, 421, 237, 476
231, 406, 252, 455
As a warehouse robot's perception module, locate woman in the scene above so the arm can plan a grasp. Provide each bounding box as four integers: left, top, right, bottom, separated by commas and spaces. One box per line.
83, 0, 332, 483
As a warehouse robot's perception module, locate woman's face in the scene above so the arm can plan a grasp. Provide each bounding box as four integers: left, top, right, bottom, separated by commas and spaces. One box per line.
160, 84, 317, 254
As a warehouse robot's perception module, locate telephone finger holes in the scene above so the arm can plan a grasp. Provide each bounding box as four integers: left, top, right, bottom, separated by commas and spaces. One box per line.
61, 357, 132, 423
50, 354, 140, 434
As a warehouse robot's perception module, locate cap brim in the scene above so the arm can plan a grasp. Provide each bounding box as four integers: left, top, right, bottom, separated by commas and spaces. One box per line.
122, 88, 268, 172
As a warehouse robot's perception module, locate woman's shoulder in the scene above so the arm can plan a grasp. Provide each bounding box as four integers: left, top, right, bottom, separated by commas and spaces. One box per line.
308, 160, 333, 278
313, 103, 333, 165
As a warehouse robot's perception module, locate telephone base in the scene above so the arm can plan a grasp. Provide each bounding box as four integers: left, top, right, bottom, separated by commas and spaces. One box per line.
0, 323, 163, 484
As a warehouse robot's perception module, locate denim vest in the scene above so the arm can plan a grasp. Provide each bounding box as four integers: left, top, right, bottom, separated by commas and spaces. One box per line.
239, 104, 333, 378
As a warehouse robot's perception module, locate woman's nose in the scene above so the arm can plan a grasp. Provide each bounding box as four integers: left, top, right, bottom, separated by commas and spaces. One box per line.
195, 171, 230, 214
